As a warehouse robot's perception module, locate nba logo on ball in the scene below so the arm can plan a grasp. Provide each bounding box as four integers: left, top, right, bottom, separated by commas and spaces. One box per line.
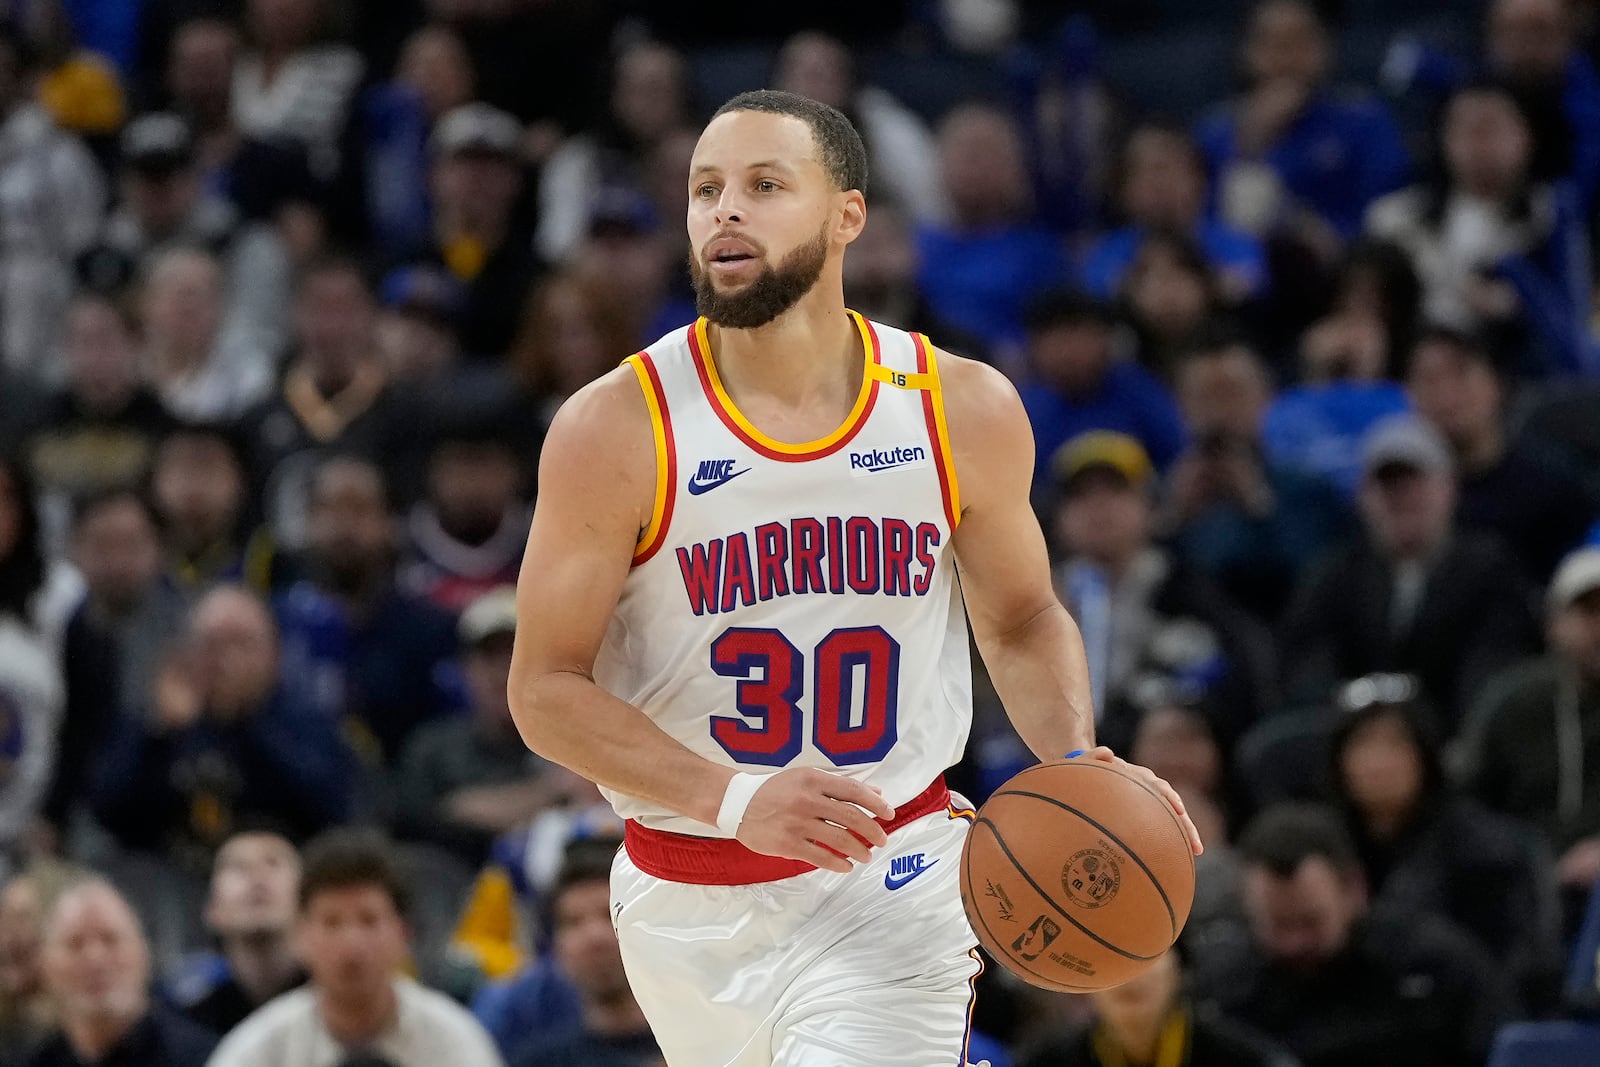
1011, 915, 1061, 962
1063, 848, 1121, 909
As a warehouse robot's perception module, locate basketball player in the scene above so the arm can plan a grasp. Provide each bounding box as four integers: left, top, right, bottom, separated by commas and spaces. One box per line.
508, 90, 1204, 1067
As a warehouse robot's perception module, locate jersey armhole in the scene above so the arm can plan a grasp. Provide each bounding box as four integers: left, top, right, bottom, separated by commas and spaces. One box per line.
623, 352, 676, 565
912, 333, 961, 529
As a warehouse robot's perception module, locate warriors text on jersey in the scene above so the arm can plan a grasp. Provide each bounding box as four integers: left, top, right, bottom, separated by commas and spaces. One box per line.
592, 312, 973, 836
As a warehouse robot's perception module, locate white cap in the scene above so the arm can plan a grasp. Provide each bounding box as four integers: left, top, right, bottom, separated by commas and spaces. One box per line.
1549, 547, 1600, 613
459, 585, 519, 645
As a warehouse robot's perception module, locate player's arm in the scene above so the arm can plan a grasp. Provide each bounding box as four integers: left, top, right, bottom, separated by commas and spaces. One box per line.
940, 352, 1203, 854
506, 368, 891, 870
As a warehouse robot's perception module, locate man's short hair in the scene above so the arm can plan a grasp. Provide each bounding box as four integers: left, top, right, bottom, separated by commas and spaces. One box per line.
712, 89, 868, 195
1236, 802, 1361, 878
297, 828, 411, 922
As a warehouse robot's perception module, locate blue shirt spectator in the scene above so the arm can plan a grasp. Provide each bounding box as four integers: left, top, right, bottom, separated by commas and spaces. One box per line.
1197, 0, 1409, 240
89, 586, 356, 859
1080, 123, 1267, 303
1262, 380, 1411, 498
1015, 291, 1187, 493
917, 104, 1071, 350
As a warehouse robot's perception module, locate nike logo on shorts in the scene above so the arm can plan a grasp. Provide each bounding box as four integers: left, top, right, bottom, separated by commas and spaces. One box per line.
884, 852, 938, 890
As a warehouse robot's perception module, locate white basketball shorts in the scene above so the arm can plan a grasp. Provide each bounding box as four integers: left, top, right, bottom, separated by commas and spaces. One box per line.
611, 796, 986, 1067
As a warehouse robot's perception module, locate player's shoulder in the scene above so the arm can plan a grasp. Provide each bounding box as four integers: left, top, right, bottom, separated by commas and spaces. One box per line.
930, 346, 1029, 446
538, 363, 657, 476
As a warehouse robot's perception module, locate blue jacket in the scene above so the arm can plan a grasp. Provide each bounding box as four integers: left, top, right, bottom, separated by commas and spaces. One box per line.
1020, 361, 1188, 485
90, 684, 355, 851
1197, 90, 1411, 238
1080, 222, 1267, 300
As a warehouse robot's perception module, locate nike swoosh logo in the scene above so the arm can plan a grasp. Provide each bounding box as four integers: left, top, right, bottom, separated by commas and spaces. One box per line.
686, 467, 750, 495
884, 858, 939, 890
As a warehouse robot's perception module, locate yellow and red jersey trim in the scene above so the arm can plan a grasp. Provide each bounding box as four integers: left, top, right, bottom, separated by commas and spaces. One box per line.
624, 352, 676, 566
912, 332, 961, 530
687, 311, 883, 461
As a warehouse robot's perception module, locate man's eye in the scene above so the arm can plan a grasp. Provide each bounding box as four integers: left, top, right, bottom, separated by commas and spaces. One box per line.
695, 184, 718, 198
756, 180, 778, 192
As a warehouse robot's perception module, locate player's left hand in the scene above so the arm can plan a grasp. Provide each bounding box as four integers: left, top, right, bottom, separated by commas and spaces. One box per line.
1070, 747, 1204, 856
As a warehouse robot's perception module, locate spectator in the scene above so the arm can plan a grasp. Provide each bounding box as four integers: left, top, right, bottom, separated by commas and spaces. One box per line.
1365, 83, 1593, 377
566, 186, 694, 349
273, 454, 459, 767
398, 102, 537, 359
1461, 547, 1600, 897
1326, 672, 1562, 1008
394, 587, 580, 865
1218, 804, 1512, 1067
232, 0, 364, 177
48, 490, 186, 837
168, 830, 305, 1035
1081, 123, 1267, 304
508, 849, 660, 1067
1117, 230, 1228, 384
0, 456, 78, 659
1197, 0, 1409, 243
148, 422, 272, 596
206, 827, 505, 1067
535, 40, 693, 265
772, 30, 948, 225
1015, 289, 1186, 492
22, 294, 174, 550
138, 246, 274, 423
0, 862, 86, 1064
1281, 414, 1539, 733
237, 257, 424, 552
1486, 0, 1600, 206
98, 113, 293, 358
399, 404, 531, 615
916, 104, 1071, 351
0, 23, 106, 382
1404, 325, 1596, 581
508, 271, 636, 433
0, 466, 64, 882
354, 24, 478, 257
372, 265, 466, 384
1261, 250, 1418, 502
840, 198, 985, 361
1166, 337, 1352, 623
27, 880, 216, 1067
89, 584, 355, 867
1048, 431, 1275, 752
165, 17, 319, 226
1019, 946, 1297, 1067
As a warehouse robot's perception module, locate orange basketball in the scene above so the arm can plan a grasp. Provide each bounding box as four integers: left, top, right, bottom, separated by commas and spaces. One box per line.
959, 759, 1195, 992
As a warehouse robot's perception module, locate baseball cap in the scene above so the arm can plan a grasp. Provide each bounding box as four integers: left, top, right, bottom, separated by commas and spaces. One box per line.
378, 264, 465, 321
1051, 431, 1153, 492
459, 586, 519, 647
587, 185, 659, 238
1548, 547, 1600, 613
121, 112, 195, 173
430, 102, 521, 159
1361, 413, 1453, 478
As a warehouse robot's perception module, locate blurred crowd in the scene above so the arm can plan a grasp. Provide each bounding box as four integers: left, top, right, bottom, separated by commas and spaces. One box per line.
2, 0, 1600, 1064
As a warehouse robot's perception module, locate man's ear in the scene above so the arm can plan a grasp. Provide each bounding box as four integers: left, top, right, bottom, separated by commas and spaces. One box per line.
836, 190, 867, 245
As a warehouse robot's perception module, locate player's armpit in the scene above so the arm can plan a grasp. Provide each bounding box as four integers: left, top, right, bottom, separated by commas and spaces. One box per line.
507, 368, 735, 828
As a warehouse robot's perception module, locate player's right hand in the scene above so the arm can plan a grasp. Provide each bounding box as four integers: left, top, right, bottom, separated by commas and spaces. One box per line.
735, 768, 896, 873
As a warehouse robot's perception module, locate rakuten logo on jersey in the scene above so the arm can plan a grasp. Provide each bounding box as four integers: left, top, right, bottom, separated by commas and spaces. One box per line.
848, 444, 928, 475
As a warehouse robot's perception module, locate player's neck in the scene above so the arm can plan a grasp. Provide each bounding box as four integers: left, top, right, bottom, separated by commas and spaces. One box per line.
707, 294, 861, 410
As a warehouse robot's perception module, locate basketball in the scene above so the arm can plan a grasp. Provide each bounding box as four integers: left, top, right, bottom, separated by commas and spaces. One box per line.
959, 758, 1196, 992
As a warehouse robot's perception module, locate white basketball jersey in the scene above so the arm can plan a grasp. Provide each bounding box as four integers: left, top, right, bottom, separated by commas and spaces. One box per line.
594, 312, 973, 835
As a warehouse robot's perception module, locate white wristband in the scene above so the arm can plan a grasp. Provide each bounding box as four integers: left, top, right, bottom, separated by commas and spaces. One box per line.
715, 772, 767, 837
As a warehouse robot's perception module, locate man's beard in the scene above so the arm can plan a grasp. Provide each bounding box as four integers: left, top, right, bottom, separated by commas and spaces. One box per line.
690, 228, 829, 330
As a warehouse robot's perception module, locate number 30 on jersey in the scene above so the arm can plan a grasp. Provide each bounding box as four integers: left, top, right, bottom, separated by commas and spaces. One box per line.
709, 625, 899, 766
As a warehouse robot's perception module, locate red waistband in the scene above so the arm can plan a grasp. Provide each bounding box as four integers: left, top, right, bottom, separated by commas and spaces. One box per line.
624, 775, 951, 885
